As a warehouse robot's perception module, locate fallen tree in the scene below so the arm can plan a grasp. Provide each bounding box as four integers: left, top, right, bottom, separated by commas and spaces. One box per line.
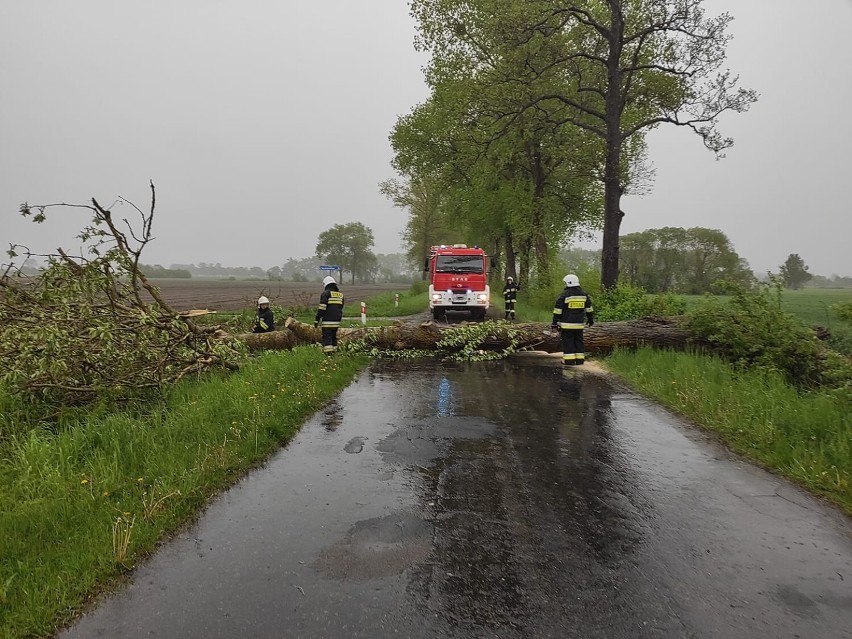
1, 184, 241, 407
237, 315, 704, 356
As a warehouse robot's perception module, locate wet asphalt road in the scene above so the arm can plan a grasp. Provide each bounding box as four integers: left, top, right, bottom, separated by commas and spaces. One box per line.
60, 358, 852, 639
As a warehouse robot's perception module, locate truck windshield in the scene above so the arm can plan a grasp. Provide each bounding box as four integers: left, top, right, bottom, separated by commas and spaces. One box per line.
435, 255, 484, 273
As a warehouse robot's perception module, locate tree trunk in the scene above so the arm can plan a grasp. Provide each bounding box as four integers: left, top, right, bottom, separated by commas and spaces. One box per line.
505, 231, 516, 281
601, 2, 626, 290
235, 316, 702, 355
518, 238, 531, 291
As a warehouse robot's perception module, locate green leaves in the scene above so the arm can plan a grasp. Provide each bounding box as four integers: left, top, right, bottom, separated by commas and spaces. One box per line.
315, 222, 377, 285
685, 282, 831, 389
2, 189, 243, 409
620, 227, 754, 294
435, 320, 524, 361
779, 254, 813, 290
399, 0, 758, 289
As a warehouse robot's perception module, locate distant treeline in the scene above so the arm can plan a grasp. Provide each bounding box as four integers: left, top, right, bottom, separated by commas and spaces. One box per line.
619, 228, 754, 294
161, 254, 420, 283
561, 228, 852, 292
139, 264, 192, 279
807, 275, 852, 289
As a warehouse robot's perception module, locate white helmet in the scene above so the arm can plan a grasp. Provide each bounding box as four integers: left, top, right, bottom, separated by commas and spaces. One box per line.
257, 296, 270, 305
507, 276, 514, 282
563, 274, 579, 287
322, 275, 336, 286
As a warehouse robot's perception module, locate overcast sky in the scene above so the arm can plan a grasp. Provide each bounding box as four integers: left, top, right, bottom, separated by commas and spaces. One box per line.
1, 1, 850, 276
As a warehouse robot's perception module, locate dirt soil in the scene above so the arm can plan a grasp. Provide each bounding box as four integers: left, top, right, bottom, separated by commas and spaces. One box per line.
147, 279, 408, 312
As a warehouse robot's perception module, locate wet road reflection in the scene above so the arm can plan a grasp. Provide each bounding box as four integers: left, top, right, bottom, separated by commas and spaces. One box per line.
60, 358, 852, 639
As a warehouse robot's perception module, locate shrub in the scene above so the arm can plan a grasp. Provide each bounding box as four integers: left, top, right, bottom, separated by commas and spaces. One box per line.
685, 281, 830, 388
522, 265, 687, 323
409, 279, 428, 295
594, 284, 686, 322
833, 301, 852, 323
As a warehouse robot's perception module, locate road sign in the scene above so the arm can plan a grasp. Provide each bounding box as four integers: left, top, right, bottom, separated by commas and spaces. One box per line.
319, 265, 340, 271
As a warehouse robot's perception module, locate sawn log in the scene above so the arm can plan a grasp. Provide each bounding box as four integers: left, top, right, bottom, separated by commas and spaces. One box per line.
236, 316, 703, 355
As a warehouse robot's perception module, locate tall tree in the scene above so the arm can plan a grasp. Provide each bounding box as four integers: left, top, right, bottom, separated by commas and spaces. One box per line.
379, 175, 453, 278
315, 223, 376, 284
394, 1, 605, 289
507, 0, 758, 288
779, 254, 812, 290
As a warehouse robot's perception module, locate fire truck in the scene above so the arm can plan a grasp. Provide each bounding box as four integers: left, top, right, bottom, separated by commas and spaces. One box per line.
424, 244, 494, 321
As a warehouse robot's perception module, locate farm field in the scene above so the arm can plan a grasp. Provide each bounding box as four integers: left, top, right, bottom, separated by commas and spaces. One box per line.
147, 279, 412, 312
680, 288, 852, 323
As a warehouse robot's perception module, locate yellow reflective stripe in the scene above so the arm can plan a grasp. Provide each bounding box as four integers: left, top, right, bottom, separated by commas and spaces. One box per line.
563, 353, 576, 360
317, 304, 327, 310
552, 309, 561, 315
259, 320, 268, 329
327, 299, 343, 305
559, 323, 585, 329
320, 321, 341, 327
322, 345, 335, 352
587, 307, 594, 313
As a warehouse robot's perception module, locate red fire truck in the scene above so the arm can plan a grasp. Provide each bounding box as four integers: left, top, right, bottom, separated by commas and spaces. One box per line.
425, 244, 494, 321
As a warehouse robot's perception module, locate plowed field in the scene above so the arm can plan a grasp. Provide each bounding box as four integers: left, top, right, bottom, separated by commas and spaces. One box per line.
148, 279, 405, 312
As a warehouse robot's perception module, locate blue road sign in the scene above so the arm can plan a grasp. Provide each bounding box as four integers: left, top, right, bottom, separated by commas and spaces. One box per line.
319, 265, 340, 271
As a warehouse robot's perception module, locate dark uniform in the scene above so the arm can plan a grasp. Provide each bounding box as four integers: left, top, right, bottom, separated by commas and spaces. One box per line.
252, 306, 274, 333
552, 283, 594, 365
314, 282, 344, 354
503, 278, 519, 320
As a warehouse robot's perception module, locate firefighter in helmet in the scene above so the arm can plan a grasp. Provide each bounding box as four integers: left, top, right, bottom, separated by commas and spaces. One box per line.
314, 275, 344, 355
252, 296, 275, 333
551, 274, 594, 365
503, 276, 519, 320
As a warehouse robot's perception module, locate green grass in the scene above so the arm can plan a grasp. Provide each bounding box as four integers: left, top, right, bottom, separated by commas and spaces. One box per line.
194, 288, 429, 333
0, 348, 366, 639
680, 288, 852, 321
606, 347, 851, 514
194, 309, 400, 332
346, 289, 428, 317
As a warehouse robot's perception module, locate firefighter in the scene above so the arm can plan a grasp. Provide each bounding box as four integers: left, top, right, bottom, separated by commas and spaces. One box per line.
551, 274, 594, 366
503, 276, 519, 320
314, 275, 344, 355
252, 296, 275, 333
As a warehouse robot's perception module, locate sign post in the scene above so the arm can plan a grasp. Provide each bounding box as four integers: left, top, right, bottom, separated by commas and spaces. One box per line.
319, 265, 342, 283
360, 301, 367, 325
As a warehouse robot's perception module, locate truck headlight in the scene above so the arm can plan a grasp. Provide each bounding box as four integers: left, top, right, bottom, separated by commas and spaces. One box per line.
431, 293, 442, 302
476, 293, 488, 302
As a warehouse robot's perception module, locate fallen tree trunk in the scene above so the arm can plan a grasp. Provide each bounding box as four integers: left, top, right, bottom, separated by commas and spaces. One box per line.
235, 316, 704, 355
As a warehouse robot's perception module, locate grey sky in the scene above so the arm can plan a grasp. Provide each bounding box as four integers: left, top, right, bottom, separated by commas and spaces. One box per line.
1, 1, 850, 277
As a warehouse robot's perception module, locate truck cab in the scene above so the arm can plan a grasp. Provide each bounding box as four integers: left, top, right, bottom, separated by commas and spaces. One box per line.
425, 244, 493, 321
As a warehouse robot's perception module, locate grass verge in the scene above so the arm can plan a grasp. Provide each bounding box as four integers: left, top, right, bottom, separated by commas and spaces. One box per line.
605, 347, 851, 515
0, 347, 366, 639
343, 288, 429, 317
